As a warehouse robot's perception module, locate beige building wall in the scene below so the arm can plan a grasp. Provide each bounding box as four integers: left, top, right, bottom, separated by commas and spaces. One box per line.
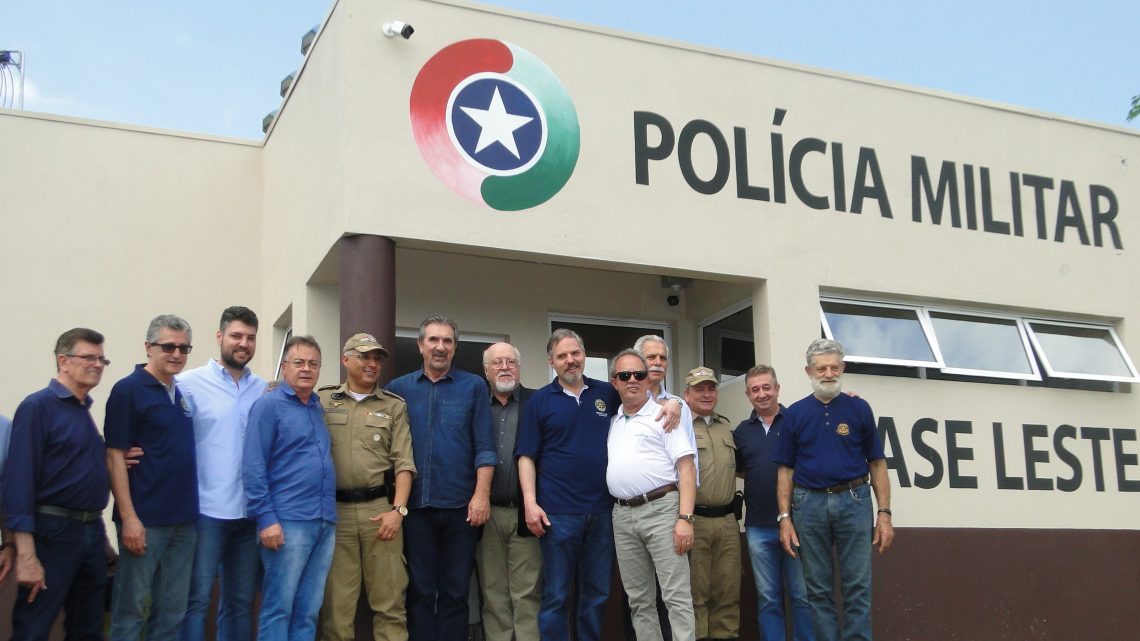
0, 111, 263, 417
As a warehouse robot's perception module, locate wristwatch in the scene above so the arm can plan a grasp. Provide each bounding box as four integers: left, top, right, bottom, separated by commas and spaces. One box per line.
877, 508, 892, 516
393, 505, 409, 517
776, 512, 791, 523
678, 513, 696, 524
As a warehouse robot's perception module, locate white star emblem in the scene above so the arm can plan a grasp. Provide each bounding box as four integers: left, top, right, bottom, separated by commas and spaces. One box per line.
460, 87, 534, 159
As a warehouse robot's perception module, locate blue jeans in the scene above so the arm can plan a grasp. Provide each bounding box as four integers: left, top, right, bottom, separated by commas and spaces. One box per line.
180, 515, 261, 641
403, 507, 479, 641
746, 526, 814, 641
538, 512, 614, 641
12, 514, 107, 641
792, 484, 874, 641
257, 519, 336, 641
110, 520, 198, 641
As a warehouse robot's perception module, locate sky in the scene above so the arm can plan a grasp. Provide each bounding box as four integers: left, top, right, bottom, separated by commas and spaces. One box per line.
2, 0, 1138, 140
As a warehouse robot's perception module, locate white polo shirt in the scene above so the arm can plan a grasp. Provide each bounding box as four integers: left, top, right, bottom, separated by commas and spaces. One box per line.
606, 398, 696, 500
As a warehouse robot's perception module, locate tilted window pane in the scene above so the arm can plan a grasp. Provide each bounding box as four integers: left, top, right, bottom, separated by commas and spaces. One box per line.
1028, 322, 1136, 379
821, 301, 936, 364
930, 312, 1035, 375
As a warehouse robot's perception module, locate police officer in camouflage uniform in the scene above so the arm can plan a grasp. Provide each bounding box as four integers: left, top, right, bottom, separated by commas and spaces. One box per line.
319, 333, 417, 641
683, 366, 741, 641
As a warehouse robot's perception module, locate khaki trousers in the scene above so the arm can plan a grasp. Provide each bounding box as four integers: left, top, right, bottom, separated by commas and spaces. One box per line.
320, 498, 408, 641
613, 493, 696, 641
689, 514, 741, 638
475, 504, 543, 641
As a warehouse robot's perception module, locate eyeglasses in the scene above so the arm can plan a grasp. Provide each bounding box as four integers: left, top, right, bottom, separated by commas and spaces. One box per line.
287, 359, 321, 370
486, 358, 519, 369
151, 342, 193, 355
65, 353, 111, 366
614, 370, 649, 382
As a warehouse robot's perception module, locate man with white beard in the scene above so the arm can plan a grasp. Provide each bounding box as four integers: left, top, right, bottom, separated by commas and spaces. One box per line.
476, 342, 541, 641
774, 339, 894, 641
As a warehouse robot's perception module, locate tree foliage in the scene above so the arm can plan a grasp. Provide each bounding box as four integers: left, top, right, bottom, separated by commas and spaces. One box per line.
1129, 95, 1140, 122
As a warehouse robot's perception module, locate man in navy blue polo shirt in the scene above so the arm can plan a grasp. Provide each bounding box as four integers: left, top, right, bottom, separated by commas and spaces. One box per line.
386, 315, 496, 641
106, 314, 200, 640
4, 328, 114, 641
775, 340, 894, 641
735, 365, 813, 641
517, 330, 684, 641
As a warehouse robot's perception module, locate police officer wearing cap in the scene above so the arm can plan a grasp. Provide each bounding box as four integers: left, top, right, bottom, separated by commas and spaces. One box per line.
318, 333, 417, 641
683, 366, 741, 641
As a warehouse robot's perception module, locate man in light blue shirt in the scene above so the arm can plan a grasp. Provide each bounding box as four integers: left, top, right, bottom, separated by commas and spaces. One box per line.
178, 306, 267, 641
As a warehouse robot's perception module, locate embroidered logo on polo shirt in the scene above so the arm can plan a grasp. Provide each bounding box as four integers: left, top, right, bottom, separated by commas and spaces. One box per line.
594, 399, 606, 412
180, 397, 192, 417
836, 423, 851, 436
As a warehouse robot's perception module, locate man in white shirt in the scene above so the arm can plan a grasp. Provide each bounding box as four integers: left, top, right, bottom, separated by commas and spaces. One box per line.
607, 349, 698, 641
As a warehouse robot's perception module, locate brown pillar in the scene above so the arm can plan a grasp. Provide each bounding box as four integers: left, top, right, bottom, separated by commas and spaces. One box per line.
338, 234, 397, 384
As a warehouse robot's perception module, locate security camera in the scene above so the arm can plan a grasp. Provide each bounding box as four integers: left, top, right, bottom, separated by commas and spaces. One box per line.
666, 284, 682, 307
383, 21, 414, 39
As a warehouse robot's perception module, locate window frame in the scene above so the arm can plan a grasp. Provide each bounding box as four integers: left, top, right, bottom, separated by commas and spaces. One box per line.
1024, 319, 1140, 384
819, 297, 944, 369
698, 299, 754, 384
926, 308, 1041, 381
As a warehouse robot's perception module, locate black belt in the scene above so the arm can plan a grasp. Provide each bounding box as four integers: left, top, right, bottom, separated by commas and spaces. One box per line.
797, 476, 869, 494
491, 500, 519, 508
36, 505, 102, 522
617, 483, 677, 508
335, 485, 387, 503
694, 503, 734, 518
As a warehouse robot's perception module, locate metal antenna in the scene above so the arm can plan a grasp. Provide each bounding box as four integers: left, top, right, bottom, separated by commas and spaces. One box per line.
0, 50, 25, 109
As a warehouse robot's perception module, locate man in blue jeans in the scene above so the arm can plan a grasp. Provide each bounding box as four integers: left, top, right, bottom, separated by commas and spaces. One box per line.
518, 330, 683, 641
517, 329, 619, 641
178, 306, 267, 641
386, 316, 496, 641
106, 314, 200, 641
244, 335, 337, 641
734, 365, 813, 641
4, 328, 114, 641
775, 340, 894, 641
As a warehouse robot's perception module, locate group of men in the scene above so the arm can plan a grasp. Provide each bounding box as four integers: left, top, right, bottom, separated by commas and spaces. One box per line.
1, 301, 893, 641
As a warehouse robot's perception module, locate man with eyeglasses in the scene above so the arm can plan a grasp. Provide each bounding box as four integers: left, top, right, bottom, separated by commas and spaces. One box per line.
385, 316, 495, 641
105, 314, 199, 640
244, 335, 337, 641
176, 306, 268, 641
607, 349, 697, 641
3, 328, 114, 640
318, 333, 416, 641
476, 342, 541, 641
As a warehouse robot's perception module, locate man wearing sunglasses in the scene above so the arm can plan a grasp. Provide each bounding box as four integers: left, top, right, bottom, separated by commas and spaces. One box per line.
607, 349, 698, 641
517, 330, 684, 641
106, 314, 200, 639
4, 328, 114, 641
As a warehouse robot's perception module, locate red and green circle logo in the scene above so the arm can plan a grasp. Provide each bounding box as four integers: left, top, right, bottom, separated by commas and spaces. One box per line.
410, 39, 580, 211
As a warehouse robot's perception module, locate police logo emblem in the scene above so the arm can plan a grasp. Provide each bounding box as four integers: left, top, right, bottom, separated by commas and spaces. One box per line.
837, 423, 851, 436
594, 399, 606, 412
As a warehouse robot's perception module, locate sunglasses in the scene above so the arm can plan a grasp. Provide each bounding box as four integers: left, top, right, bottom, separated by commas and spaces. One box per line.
614, 370, 649, 382
151, 342, 193, 354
